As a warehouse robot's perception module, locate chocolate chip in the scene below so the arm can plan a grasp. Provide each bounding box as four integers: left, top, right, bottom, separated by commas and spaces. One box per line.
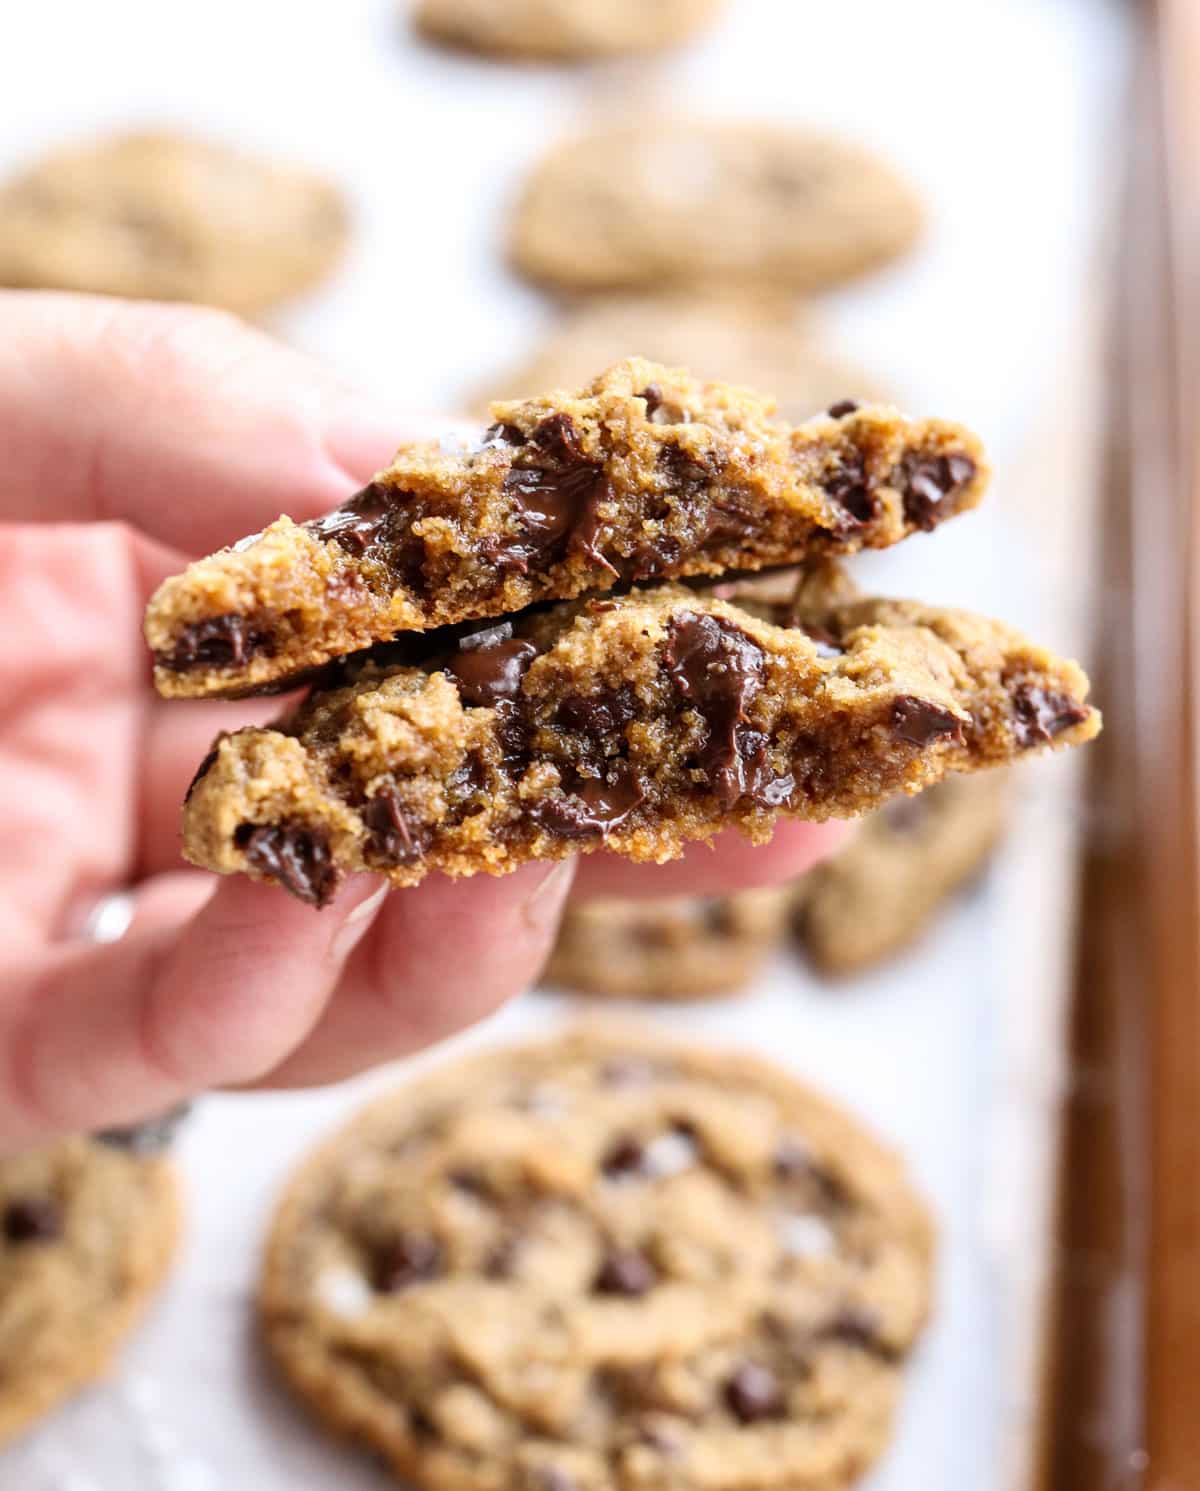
824, 1305, 883, 1352
3, 1197, 62, 1244
664, 612, 769, 808
701, 496, 758, 548
184, 747, 219, 803
307, 482, 390, 556
1011, 683, 1090, 748
498, 414, 613, 573
897, 452, 976, 531
363, 788, 426, 866
371, 1233, 443, 1292
640, 384, 688, 425
891, 697, 965, 747
556, 687, 638, 739
530, 766, 644, 839
602, 1138, 645, 1179
446, 638, 538, 708
827, 400, 859, 419
481, 422, 525, 448
823, 452, 878, 529
594, 1248, 658, 1297
163, 613, 273, 672
723, 1362, 784, 1423
235, 822, 339, 907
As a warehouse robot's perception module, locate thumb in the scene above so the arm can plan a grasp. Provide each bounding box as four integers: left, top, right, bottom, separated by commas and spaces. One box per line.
0, 290, 411, 553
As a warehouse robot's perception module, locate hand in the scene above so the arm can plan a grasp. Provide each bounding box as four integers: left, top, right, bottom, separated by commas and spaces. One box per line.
0, 291, 847, 1149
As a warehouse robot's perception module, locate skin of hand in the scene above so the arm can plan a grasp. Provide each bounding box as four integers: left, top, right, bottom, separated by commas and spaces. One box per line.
0, 291, 848, 1149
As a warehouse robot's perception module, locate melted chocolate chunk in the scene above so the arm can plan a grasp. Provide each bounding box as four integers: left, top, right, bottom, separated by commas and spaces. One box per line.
701, 495, 759, 547
3, 1197, 62, 1244
530, 766, 644, 839
447, 638, 538, 707
371, 1233, 443, 1293
897, 451, 976, 531
665, 612, 777, 808
307, 482, 391, 556
891, 696, 965, 747
235, 822, 339, 907
163, 613, 273, 672
184, 747, 219, 803
1011, 683, 1090, 748
363, 789, 427, 865
498, 414, 614, 573
724, 1362, 784, 1423
823, 451, 878, 529
556, 686, 638, 739
827, 399, 860, 419
594, 1248, 657, 1297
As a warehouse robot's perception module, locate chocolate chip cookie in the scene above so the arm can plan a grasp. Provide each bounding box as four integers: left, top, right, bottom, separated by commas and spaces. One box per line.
545, 890, 789, 1000
259, 1027, 934, 1490
470, 297, 888, 424
510, 121, 923, 293
145, 358, 986, 699
180, 569, 1098, 905
0, 1138, 179, 1444
794, 775, 1008, 976
413, 0, 724, 60
0, 131, 348, 314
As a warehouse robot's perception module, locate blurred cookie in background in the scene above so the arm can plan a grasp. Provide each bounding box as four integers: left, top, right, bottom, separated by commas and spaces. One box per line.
510, 119, 923, 294
260, 1027, 934, 1490
0, 131, 349, 314
545, 889, 789, 1000
794, 775, 1008, 978
470, 294, 888, 420
0, 1137, 180, 1444
412, 0, 725, 61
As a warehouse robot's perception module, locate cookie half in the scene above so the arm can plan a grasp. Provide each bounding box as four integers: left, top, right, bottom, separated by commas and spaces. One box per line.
470, 296, 888, 423
794, 775, 1007, 976
413, 0, 724, 61
0, 1138, 180, 1444
0, 131, 348, 313
260, 1027, 934, 1490
145, 358, 987, 699
180, 571, 1098, 903
545, 890, 789, 999
511, 120, 923, 293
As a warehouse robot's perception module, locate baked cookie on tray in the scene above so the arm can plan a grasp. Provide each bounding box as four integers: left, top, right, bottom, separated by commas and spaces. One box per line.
145, 358, 987, 699
259, 1027, 934, 1490
544, 889, 789, 999
0, 131, 348, 313
413, 0, 725, 61
794, 775, 1008, 976
180, 570, 1098, 903
510, 121, 923, 293
0, 1138, 179, 1444
470, 296, 888, 423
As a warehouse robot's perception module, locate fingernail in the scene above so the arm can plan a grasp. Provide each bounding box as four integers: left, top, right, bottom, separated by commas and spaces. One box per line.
521, 860, 577, 933
328, 880, 388, 964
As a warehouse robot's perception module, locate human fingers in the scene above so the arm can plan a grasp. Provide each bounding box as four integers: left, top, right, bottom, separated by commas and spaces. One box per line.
0, 290, 418, 552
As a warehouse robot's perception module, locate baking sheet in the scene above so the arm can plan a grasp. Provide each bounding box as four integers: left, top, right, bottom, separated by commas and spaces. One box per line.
0, 1, 1130, 1486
